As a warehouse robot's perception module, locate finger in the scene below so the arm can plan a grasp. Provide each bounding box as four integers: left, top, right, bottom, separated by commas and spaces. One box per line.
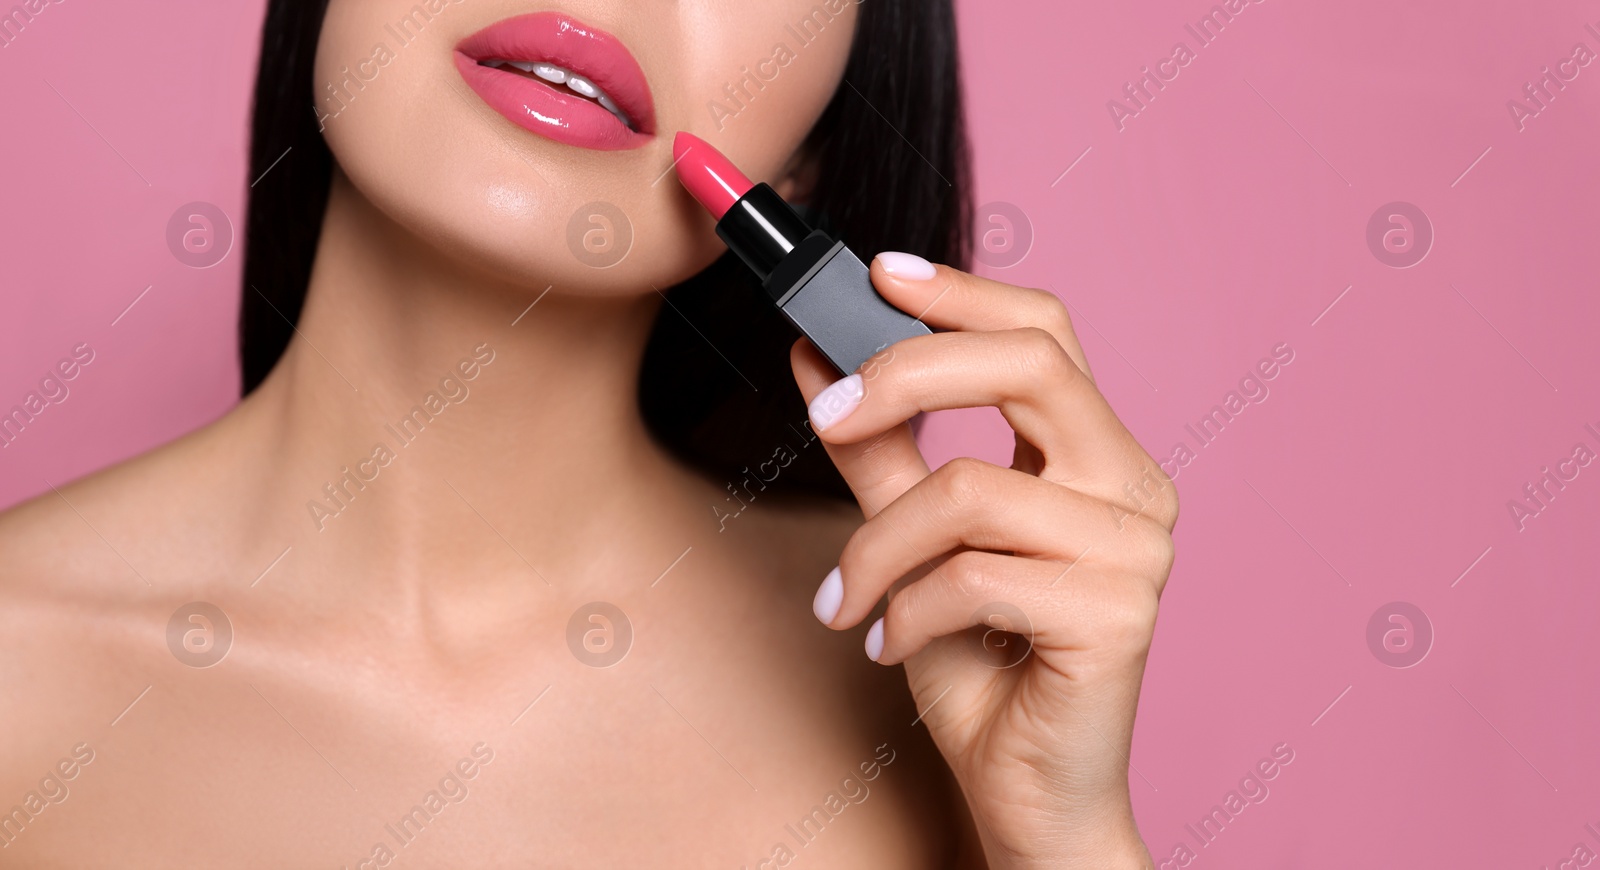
870, 255, 1180, 529
791, 339, 929, 519
806, 328, 1139, 487
870, 551, 1159, 668
871, 254, 1091, 379
825, 458, 1167, 630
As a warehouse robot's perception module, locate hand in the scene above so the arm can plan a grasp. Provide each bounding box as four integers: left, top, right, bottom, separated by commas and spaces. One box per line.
791, 253, 1177, 869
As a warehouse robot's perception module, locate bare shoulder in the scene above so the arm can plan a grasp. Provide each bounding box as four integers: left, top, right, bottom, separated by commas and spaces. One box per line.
717, 484, 923, 714
732, 489, 978, 865
0, 411, 253, 784
737, 487, 861, 579
0, 405, 257, 594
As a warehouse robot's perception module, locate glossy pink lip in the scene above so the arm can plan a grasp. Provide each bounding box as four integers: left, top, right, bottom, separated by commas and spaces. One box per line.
454, 12, 655, 151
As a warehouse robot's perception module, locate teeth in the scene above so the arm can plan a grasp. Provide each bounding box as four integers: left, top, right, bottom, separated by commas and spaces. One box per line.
564, 74, 599, 99
479, 58, 634, 130
597, 94, 632, 129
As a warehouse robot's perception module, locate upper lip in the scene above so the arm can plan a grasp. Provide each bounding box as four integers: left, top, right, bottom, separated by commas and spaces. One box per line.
455, 12, 656, 137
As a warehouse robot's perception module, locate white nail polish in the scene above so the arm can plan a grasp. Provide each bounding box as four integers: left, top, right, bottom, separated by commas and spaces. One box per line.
865, 617, 885, 662
814, 567, 844, 625
875, 251, 937, 281
808, 374, 864, 431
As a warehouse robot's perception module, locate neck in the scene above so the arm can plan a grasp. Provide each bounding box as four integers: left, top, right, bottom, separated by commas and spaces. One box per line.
236, 171, 707, 600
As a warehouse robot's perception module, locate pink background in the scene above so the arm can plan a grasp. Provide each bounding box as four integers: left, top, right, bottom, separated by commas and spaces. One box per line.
4, 0, 1598, 866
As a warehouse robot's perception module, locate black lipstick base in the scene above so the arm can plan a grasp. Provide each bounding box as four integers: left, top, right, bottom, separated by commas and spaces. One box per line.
716, 184, 930, 376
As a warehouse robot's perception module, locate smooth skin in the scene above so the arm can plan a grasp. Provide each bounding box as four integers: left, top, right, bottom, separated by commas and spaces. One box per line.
0, 0, 1171, 866
794, 257, 1176, 868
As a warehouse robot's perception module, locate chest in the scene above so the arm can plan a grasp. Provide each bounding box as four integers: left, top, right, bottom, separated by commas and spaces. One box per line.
16, 626, 953, 868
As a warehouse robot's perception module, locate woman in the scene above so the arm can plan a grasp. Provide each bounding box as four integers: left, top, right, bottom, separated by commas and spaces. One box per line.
0, 0, 1175, 865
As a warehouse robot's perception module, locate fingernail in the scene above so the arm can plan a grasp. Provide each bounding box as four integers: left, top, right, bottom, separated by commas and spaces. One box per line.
813, 567, 844, 625
876, 251, 937, 281
808, 374, 864, 431
865, 617, 885, 662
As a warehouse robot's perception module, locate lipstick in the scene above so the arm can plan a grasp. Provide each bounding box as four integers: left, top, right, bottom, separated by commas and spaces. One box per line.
673, 132, 930, 376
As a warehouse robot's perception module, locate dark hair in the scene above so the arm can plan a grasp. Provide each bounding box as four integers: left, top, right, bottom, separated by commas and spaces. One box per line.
241, 1, 971, 499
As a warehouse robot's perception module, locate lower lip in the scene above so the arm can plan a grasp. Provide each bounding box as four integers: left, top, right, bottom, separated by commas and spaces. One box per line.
452, 53, 651, 151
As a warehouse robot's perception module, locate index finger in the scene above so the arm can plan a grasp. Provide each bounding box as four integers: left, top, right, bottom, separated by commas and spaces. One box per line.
871, 253, 1093, 380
